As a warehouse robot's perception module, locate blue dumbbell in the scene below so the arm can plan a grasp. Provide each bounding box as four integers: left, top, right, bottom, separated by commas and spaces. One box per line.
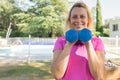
65, 29, 78, 43
78, 28, 92, 42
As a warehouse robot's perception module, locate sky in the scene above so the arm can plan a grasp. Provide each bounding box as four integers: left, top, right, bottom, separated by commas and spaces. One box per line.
70, 0, 120, 22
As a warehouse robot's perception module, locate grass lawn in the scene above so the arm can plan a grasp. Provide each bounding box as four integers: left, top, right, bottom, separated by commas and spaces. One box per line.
0, 60, 54, 80
0, 59, 120, 80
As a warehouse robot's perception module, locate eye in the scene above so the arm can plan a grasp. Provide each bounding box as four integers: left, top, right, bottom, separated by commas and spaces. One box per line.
80, 15, 86, 19
72, 15, 77, 19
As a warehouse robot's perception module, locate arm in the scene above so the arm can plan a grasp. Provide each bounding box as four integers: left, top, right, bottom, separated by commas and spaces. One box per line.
85, 41, 105, 80
96, 50, 105, 80
51, 42, 74, 80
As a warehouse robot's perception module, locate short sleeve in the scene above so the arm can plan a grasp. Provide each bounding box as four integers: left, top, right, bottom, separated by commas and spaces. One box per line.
94, 38, 105, 51
53, 36, 66, 50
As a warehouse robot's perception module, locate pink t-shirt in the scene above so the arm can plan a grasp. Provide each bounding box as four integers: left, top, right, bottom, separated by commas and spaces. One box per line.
53, 36, 105, 80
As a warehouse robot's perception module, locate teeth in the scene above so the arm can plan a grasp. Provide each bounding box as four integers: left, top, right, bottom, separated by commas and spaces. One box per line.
74, 23, 83, 26
74, 23, 78, 25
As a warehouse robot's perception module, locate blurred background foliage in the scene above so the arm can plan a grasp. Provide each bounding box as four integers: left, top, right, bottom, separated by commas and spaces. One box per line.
0, 0, 109, 37
0, 0, 68, 37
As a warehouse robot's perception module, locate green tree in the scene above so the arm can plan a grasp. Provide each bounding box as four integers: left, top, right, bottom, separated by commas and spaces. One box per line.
96, 0, 103, 36
0, 0, 13, 31
0, 0, 68, 37
11, 12, 32, 37
0, 0, 15, 37
27, 0, 68, 37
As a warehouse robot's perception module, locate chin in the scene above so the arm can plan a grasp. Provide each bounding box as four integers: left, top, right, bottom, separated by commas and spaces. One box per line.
75, 28, 83, 31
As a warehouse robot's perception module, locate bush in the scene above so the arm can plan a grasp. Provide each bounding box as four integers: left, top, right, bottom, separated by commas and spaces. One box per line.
103, 29, 109, 37
10, 31, 24, 37
92, 31, 101, 37
0, 31, 6, 37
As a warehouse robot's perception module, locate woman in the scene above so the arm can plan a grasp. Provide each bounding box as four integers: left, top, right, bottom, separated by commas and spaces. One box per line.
51, 2, 105, 80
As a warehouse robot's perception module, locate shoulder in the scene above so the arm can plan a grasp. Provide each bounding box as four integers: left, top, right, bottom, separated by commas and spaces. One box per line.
57, 36, 66, 40
91, 36, 105, 51
91, 36, 103, 43
55, 36, 66, 45
53, 36, 66, 50
91, 36, 104, 47
56, 36, 66, 43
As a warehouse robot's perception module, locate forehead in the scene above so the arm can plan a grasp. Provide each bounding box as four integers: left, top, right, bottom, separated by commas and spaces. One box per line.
71, 7, 87, 15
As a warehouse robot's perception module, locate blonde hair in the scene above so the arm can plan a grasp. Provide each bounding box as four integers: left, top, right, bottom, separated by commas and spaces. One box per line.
65, 2, 93, 31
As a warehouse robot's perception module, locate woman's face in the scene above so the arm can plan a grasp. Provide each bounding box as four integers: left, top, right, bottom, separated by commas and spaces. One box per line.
70, 7, 88, 31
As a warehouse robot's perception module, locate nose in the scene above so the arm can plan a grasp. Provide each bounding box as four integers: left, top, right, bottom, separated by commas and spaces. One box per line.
76, 17, 81, 23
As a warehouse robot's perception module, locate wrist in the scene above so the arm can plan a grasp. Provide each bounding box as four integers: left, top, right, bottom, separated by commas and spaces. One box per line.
85, 40, 92, 46
65, 42, 74, 48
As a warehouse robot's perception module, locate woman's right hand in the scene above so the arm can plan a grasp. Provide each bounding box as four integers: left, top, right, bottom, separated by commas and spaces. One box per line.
66, 41, 76, 47
51, 41, 76, 79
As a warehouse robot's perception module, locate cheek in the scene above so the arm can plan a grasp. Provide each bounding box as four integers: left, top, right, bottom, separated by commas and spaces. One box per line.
84, 19, 88, 25
69, 19, 74, 25
70, 17, 73, 22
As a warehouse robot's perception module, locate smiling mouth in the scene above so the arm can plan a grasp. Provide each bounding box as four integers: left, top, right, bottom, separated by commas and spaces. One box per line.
73, 23, 84, 30
74, 23, 83, 27
74, 22, 84, 26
